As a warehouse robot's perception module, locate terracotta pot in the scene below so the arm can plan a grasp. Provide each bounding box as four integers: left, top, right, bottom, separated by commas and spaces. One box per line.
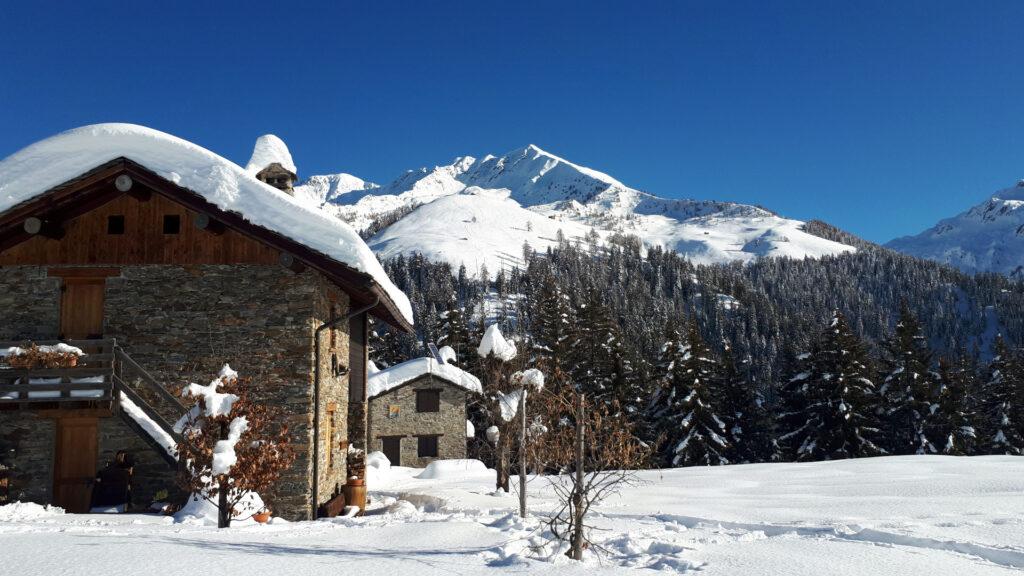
66, 355, 78, 368
252, 512, 271, 524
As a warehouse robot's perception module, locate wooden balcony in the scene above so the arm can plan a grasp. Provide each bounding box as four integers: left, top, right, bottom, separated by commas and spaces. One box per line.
0, 339, 116, 409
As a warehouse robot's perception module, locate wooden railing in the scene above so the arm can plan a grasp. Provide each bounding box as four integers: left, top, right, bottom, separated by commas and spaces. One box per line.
0, 339, 116, 406
110, 347, 187, 447
0, 338, 188, 459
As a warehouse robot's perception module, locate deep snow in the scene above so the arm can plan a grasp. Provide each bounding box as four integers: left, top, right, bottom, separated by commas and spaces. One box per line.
2, 456, 1021, 575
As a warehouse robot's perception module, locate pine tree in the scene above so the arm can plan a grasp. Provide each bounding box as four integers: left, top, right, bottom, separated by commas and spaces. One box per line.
982, 337, 1024, 455
720, 346, 771, 463
662, 323, 729, 466
531, 275, 573, 378
879, 305, 939, 454
783, 311, 885, 461
933, 354, 979, 455
568, 290, 622, 401
438, 299, 473, 365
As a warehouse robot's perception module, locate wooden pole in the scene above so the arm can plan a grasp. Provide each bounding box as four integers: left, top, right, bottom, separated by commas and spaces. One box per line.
519, 388, 527, 518
571, 392, 585, 560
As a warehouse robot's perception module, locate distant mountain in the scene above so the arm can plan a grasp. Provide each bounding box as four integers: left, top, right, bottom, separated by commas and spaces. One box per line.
887, 183, 1024, 280
297, 145, 855, 275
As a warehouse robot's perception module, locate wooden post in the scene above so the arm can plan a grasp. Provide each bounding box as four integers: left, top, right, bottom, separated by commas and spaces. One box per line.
571, 392, 585, 560
218, 420, 230, 528
518, 388, 527, 518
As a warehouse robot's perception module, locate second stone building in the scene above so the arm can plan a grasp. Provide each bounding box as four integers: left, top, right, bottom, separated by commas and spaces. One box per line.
367, 354, 481, 467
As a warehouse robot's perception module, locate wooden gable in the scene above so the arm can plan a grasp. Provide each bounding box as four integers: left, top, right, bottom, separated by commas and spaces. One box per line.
0, 158, 413, 331
0, 192, 280, 266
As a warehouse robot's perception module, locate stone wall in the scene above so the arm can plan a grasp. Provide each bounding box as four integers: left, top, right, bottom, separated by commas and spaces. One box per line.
104, 264, 321, 520
98, 415, 181, 509
368, 375, 467, 468
0, 266, 60, 340
0, 263, 356, 521
0, 412, 55, 504
312, 276, 350, 505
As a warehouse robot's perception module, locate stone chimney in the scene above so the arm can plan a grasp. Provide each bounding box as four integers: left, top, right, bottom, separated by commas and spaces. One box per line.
245, 134, 298, 195
255, 163, 297, 194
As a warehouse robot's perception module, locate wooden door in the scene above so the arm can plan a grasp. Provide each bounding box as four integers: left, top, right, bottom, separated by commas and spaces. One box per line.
382, 437, 401, 467
59, 279, 105, 339
53, 417, 98, 513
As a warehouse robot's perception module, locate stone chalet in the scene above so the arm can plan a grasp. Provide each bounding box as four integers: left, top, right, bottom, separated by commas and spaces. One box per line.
367, 353, 481, 468
0, 124, 413, 521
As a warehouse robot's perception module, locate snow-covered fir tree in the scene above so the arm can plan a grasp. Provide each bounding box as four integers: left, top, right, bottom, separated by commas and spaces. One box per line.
982, 337, 1024, 455
660, 324, 729, 466
933, 354, 980, 455
878, 305, 939, 454
719, 345, 772, 463
782, 311, 885, 461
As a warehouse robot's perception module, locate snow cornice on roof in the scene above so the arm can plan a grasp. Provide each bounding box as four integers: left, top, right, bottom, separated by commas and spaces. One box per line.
368, 357, 482, 399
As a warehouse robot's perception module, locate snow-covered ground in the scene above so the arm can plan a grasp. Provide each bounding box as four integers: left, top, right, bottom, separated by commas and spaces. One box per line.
2, 456, 1022, 575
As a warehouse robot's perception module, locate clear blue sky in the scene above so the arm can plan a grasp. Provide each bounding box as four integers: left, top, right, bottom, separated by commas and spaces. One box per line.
2, 1, 1022, 242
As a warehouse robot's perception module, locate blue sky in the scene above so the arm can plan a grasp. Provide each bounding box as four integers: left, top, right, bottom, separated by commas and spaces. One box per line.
2, 1, 1022, 242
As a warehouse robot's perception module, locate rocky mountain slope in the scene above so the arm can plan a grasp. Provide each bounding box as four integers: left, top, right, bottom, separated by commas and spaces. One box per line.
887, 183, 1024, 280
296, 144, 855, 275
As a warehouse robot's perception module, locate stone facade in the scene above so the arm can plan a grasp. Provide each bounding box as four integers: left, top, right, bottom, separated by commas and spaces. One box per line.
0, 263, 357, 521
368, 374, 468, 468
0, 411, 177, 509
0, 266, 61, 340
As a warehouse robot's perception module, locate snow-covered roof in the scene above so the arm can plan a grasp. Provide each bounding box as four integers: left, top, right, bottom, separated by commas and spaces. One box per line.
245, 134, 297, 176
368, 357, 482, 399
0, 124, 412, 326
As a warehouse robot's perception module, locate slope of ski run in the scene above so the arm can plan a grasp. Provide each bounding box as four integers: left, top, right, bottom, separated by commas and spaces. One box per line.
306, 144, 855, 275
1, 456, 1021, 575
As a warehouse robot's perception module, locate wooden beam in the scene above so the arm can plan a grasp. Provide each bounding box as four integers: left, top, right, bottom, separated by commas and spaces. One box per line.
47, 267, 121, 278
23, 217, 64, 240
127, 188, 152, 202
280, 252, 307, 273
193, 212, 225, 235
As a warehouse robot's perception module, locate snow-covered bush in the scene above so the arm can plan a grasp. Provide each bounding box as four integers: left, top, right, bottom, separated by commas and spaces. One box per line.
175, 365, 296, 528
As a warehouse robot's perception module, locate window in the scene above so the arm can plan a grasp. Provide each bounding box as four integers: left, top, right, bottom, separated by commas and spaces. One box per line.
326, 404, 337, 468
107, 215, 125, 235
416, 390, 440, 413
163, 214, 181, 234
417, 435, 439, 458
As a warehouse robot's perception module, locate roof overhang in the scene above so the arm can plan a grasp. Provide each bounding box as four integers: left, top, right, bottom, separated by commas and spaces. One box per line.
0, 158, 413, 332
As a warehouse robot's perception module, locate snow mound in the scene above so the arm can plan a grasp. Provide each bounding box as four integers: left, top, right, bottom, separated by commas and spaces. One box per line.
0, 123, 411, 325
477, 324, 517, 361
365, 450, 392, 485
437, 345, 457, 364
174, 491, 265, 526
0, 501, 64, 521
244, 134, 296, 176
415, 459, 488, 480
367, 356, 481, 398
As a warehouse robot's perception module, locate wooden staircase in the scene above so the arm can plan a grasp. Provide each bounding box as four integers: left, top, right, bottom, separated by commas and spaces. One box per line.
0, 339, 186, 465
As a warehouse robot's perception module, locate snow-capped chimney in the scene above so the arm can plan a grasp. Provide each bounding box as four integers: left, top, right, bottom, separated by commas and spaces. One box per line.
245, 134, 298, 195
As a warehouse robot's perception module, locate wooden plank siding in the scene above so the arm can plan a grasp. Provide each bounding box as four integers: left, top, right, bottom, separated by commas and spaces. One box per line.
0, 192, 280, 266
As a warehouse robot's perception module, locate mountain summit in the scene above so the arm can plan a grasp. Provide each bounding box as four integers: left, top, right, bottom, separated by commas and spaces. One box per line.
887, 183, 1024, 279
296, 145, 855, 275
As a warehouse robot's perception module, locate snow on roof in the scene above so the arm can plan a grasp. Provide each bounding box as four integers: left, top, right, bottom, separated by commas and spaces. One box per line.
368, 357, 482, 399
0, 124, 412, 326
245, 134, 297, 176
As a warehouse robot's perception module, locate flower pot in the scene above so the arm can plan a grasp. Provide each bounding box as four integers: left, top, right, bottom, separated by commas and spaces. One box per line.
252, 512, 271, 524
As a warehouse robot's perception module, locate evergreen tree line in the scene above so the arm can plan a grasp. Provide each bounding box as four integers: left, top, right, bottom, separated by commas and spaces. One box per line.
370, 233, 1024, 466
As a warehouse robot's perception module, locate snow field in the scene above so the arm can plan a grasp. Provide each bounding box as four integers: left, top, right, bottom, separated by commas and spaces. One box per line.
2, 456, 1022, 575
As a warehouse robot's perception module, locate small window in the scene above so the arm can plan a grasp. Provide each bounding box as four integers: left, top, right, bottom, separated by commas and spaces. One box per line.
417, 435, 439, 458
416, 390, 440, 413
163, 214, 181, 234
107, 215, 125, 235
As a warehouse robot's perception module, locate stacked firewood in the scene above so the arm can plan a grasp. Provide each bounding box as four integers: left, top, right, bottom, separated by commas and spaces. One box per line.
346, 447, 366, 480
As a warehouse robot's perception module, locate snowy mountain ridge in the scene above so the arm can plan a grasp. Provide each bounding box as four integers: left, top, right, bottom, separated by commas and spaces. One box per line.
886, 182, 1024, 279
293, 144, 855, 275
